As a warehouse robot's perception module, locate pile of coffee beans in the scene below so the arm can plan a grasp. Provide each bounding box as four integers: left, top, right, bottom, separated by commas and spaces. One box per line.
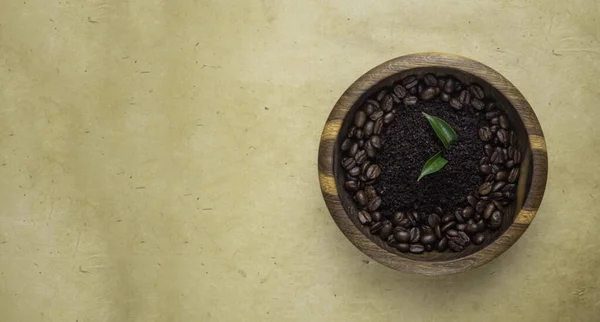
340, 73, 521, 254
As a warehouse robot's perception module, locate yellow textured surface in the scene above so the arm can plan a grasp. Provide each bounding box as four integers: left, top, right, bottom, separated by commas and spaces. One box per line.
0, 0, 599, 321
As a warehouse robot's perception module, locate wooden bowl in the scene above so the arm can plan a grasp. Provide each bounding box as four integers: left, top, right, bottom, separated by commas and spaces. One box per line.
318, 53, 548, 275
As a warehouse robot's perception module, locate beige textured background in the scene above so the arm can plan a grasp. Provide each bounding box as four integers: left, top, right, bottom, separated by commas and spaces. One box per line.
0, 0, 599, 321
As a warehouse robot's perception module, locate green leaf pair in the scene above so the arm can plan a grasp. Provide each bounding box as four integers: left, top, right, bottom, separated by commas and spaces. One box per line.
418, 113, 459, 181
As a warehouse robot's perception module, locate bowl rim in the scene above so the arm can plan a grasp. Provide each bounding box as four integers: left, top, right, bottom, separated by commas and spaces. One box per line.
318, 52, 548, 275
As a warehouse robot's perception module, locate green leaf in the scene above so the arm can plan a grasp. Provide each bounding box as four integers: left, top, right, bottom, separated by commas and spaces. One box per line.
422, 112, 458, 149
418, 151, 448, 181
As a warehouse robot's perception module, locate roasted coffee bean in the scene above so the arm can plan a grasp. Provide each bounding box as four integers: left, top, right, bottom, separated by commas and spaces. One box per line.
365, 164, 381, 180
478, 182, 492, 195
472, 233, 485, 245
392, 212, 406, 224
398, 217, 412, 229
348, 166, 361, 177
502, 183, 516, 193
342, 157, 356, 170
358, 139, 365, 148
408, 211, 419, 226
357, 210, 371, 225
354, 111, 366, 128
504, 191, 515, 200
380, 221, 393, 240
417, 83, 424, 95
480, 164, 492, 175
439, 92, 450, 102
436, 237, 448, 252
360, 161, 371, 175
394, 229, 411, 243
470, 84, 484, 99
344, 180, 359, 192
367, 196, 382, 211
391, 93, 401, 103
365, 141, 376, 158
467, 195, 478, 208
490, 151, 502, 164
434, 225, 442, 239
446, 229, 459, 237
496, 171, 508, 181
363, 120, 374, 136
409, 244, 425, 254
456, 223, 467, 231
433, 206, 443, 215
513, 150, 522, 164
485, 144, 494, 157
466, 222, 478, 234
409, 227, 421, 243
402, 75, 418, 89
485, 110, 501, 119
490, 117, 500, 125
376, 90, 387, 102
441, 221, 455, 232
403, 96, 418, 106
476, 219, 486, 232
364, 185, 376, 199
383, 112, 394, 124
370, 211, 382, 222
428, 214, 441, 228
455, 209, 465, 223
455, 80, 463, 92
364, 103, 375, 116
459, 90, 471, 105
499, 115, 509, 129
457, 231, 470, 245
381, 95, 394, 112
386, 233, 396, 246
348, 142, 359, 157
370, 136, 382, 149
492, 181, 506, 192
373, 119, 384, 135
489, 192, 503, 200
354, 150, 367, 165
483, 203, 496, 219
424, 74, 437, 86
472, 98, 485, 111
450, 98, 463, 110
480, 156, 490, 165
355, 190, 367, 206
491, 164, 501, 174
444, 78, 455, 93
396, 243, 410, 252
347, 126, 357, 138
497, 129, 509, 145
508, 168, 519, 183
420, 87, 437, 101
485, 173, 495, 182
421, 234, 436, 245
505, 160, 515, 169
489, 210, 503, 230
369, 110, 384, 121
442, 213, 455, 223
479, 127, 492, 141
476, 200, 488, 214
370, 222, 383, 235
448, 240, 464, 252
393, 84, 408, 98
437, 78, 446, 88
463, 207, 475, 219
490, 125, 499, 133
355, 128, 366, 140
341, 138, 352, 151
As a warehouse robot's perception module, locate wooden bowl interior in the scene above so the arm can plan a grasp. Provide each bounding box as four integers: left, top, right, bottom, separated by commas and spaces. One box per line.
335, 67, 534, 262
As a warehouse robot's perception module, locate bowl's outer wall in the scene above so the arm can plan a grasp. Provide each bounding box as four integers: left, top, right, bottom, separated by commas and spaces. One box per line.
318, 53, 548, 275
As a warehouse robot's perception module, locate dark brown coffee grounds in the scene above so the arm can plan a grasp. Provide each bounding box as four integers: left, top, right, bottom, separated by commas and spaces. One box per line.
374, 100, 485, 214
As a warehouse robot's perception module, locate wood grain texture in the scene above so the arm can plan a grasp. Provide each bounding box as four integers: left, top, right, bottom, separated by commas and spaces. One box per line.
318, 53, 548, 275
